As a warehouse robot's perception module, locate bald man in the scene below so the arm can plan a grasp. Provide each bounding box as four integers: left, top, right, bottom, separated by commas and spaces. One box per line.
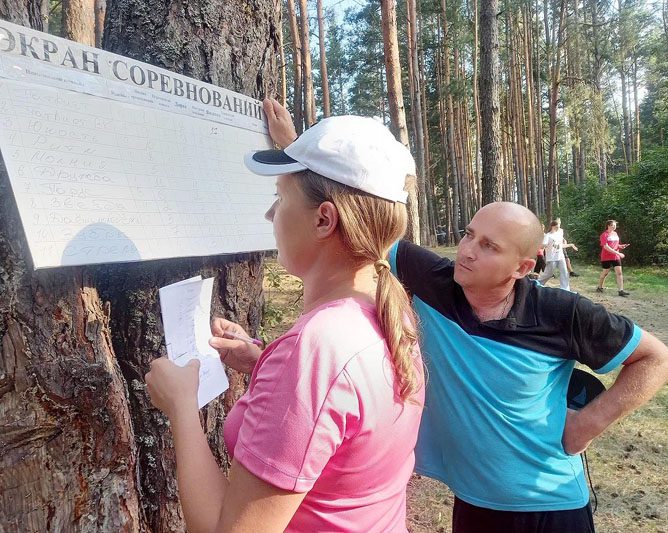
389, 201, 668, 533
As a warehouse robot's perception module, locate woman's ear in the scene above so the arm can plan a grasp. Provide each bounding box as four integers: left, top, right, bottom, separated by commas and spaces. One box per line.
315, 201, 339, 238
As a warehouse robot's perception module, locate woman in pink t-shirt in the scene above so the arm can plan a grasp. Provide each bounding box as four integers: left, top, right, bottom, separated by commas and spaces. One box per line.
145, 98, 424, 532
597, 219, 630, 297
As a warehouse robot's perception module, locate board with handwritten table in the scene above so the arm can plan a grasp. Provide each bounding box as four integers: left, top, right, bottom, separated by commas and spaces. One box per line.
0, 20, 276, 268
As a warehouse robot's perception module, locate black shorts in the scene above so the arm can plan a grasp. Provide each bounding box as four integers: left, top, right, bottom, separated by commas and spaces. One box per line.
534, 255, 546, 273
601, 259, 621, 269
452, 497, 595, 533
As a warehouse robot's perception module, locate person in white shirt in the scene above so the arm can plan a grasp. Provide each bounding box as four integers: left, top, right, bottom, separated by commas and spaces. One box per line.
538, 219, 577, 291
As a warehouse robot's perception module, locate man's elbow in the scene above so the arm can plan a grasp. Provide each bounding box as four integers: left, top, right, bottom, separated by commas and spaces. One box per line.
630, 332, 668, 383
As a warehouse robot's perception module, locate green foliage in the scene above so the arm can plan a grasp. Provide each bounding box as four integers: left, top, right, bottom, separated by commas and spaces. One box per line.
48, 0, 63, 37
563, 83, 612, 155
639, 30, 668, 151
259, 302, 285, 340
559, 149, 668, 265
344, 3, 386, 118
259, 262, 303, 344
321, 10, 348, 116
264, 264, 284, 289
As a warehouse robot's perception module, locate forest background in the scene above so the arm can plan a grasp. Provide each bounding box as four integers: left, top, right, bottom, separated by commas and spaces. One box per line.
286, 0, 668, 264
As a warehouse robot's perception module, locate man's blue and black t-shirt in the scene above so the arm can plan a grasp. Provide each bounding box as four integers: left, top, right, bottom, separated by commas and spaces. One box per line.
390, 241, 642, 512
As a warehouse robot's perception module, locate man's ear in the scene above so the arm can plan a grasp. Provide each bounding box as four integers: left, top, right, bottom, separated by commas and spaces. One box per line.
315, 201, 339, 238
514, 257, 536, 279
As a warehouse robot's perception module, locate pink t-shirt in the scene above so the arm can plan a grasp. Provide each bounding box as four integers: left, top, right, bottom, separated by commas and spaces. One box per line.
600, 230, 620, 261
223, 297, 424, 532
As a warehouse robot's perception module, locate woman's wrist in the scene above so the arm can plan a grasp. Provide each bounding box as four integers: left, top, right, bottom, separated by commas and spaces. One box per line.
167, 399, 201, 425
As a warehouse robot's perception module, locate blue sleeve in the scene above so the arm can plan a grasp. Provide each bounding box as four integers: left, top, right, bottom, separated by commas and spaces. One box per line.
389, 241, 400, 276
389, 240, 452, 290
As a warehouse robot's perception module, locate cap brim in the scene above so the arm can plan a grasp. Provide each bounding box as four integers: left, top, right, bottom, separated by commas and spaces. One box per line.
244, 149, 308, 176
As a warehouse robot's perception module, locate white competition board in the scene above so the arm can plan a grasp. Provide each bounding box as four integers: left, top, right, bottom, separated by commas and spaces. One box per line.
0, 20, 276, 268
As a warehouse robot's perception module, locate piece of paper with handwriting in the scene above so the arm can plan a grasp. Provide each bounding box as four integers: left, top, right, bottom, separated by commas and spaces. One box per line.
159, 276, 228, 408
0, 20, 276, 269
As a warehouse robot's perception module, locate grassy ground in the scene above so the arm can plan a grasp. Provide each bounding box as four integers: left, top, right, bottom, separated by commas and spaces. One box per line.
261, 249, 668, 532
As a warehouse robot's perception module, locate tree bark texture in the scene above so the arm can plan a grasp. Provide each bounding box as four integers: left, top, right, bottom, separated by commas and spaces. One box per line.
286, 0, 303, 134
546, 0, 566, 223
1, 0, 279, 531
471, 0, 482, 209
406, 0, 429, 244
380, 0, 420, 244
94, 0, 106, 48
438, 2, 461, 238
298, 0, 315, 126
316, 0, 330, 118
0, 0, 44, 30
479, 0, 503, 205
275, 0, 286, 106
104, 0, 278, 100
522, 1, 538, 212
62, 0, 96, 46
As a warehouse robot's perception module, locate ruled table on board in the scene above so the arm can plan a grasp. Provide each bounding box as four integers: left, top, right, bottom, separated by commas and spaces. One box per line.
0, 21, 276, 269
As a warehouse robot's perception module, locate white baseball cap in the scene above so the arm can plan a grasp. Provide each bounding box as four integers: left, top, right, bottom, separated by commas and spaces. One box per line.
244, 115, 415, 203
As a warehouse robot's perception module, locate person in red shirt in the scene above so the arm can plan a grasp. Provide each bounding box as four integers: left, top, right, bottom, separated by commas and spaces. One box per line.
597, 220, 630, 297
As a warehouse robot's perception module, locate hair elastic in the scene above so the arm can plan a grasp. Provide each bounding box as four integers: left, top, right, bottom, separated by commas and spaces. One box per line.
374, 259, 390, 274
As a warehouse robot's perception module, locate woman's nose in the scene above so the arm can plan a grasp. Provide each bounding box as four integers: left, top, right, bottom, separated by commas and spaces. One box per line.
265, 201, 276, 222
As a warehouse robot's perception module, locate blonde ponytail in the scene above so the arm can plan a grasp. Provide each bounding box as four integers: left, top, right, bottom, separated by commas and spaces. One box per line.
374, 263, 421, 401
297, 170, 422, 402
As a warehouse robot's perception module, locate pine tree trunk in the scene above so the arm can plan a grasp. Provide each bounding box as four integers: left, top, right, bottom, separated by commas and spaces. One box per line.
546, 0, 566, 223
439, 2, 462, 235
522, 0, 538, 212
436, 15, 457, 242
598, 145, 607, 184
286, 0, 304, 134
62, 0, 95, 46
298, 0, 315, 126
316, 0, 331, 117
278, 0, 287, 106
406, 0, 429, 244
534, 0, 546, 216
633, 57, 641, 162
380, 0, 420, 243
1, 1, 278, 530
460, 71, 475, 220
590, 0, 607, 183
507, 9, 527, 206
418, 23, 434, 244
0, 0, 45, 30
0, 171, 143, 530
472, 0, 482, 207
455, 3, 473, 225
94, 0, 105, 47
479, 0, 503, 205
618, 1, 631, 172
